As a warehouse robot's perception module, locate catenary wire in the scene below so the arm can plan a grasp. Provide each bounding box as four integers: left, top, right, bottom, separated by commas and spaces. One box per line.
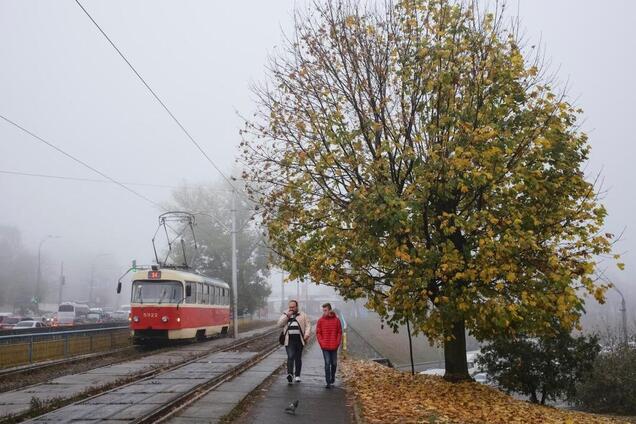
0, 113, 164, 210
74, 0, 241, 195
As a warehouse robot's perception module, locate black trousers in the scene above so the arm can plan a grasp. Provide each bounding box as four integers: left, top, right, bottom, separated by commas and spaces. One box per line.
286, 334, 304, 376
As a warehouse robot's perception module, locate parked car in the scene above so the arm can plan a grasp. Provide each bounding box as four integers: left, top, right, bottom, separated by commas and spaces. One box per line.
473, 372, 490, 385
86, 313, 102, 323
13, 320, 47, 329
0, 316, 22, 330
111, 310, 129, 322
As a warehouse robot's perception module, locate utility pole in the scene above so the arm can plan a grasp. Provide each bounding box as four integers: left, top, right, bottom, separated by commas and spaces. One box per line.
36, 235, 59, 311
90, 253, 111, 306
231, 189, 239, 338
406, 318, 415, 375
58, 262, 65, 305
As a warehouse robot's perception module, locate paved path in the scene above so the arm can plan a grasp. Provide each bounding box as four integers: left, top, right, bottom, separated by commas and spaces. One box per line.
236, 341, 351, 424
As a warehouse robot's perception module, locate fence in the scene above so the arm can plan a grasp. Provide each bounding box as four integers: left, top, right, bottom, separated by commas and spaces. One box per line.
0, 326, 131, 370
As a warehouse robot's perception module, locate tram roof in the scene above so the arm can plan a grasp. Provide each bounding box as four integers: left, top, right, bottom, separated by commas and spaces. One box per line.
131, 268, 229, 289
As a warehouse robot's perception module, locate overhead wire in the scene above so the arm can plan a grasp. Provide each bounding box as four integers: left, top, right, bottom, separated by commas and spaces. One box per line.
74, 0, 242, 196
0, 114, 165, 210
0, 169, 234, 192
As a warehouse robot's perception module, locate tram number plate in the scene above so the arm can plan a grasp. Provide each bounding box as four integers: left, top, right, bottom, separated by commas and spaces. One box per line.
143, 313, 158, 318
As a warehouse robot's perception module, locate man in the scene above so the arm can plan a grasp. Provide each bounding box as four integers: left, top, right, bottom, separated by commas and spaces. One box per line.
277, 299, 311, 384
315, 302, 342, 388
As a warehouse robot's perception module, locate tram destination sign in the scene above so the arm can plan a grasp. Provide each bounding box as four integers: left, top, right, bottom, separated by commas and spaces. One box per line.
148, 270, 162, 280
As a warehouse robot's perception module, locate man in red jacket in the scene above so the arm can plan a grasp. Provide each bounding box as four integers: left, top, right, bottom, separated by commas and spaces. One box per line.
316, 302, 342, 388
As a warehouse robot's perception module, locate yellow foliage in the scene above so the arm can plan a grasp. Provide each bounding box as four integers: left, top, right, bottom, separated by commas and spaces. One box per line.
341, 360, 628, 424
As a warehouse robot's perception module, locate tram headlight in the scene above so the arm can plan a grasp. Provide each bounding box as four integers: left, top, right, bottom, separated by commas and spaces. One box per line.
132, 315, 139, 323
161, 316, 169, 323
176, 317, 181, 323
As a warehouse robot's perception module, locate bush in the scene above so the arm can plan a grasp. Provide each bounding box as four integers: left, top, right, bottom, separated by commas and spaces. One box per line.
575, 347, 636, 414
477, 332, 600, 404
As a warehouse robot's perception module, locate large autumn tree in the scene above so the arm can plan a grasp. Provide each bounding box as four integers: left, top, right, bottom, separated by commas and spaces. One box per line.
241, 0, 616, 381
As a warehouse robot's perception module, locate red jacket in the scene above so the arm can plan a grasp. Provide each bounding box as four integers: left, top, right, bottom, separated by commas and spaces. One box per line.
316, 312, 342, 351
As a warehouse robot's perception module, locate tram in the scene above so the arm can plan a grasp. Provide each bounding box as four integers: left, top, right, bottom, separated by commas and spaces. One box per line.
127, 267, 230, 342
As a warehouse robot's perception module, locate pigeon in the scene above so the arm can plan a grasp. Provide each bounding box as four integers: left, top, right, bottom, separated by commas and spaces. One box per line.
284, 400, 299, 415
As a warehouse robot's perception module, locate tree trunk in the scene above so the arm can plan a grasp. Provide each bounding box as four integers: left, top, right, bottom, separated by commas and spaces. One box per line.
443, 319, 471, 382
530, 392, 538, 404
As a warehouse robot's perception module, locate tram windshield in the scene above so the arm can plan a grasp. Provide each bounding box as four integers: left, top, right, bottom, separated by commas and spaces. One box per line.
132, 280, 183, 304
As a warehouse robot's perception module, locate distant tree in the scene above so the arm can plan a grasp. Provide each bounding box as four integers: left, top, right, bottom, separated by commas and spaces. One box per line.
241, 0, 618, 381
477, 331, 600, 404
167, 183, 271, 315
0, 226, 36, 310
575, 347, 636, 414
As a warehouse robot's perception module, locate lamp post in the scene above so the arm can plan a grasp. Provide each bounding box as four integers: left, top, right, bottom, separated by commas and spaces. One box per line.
612, 286, 628, 348
36, 235, 60, 310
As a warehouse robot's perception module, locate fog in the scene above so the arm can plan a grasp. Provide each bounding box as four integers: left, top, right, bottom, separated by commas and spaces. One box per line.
1, 1, 634, 331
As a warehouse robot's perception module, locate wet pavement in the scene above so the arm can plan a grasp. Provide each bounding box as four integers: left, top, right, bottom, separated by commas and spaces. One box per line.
236, 342, 351, 424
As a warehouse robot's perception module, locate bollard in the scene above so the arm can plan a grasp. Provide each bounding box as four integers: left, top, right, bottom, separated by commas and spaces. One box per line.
342, 331, 347, 358
28, 336, 33, 364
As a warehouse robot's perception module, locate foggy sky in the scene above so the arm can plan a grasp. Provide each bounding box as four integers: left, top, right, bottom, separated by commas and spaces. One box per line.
1, 1, 634, 311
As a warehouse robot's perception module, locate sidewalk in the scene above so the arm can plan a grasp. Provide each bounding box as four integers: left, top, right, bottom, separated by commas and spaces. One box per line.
237, 341, 351, 423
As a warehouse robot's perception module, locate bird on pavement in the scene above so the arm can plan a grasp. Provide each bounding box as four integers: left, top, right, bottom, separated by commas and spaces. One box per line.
285, 400, 299, 415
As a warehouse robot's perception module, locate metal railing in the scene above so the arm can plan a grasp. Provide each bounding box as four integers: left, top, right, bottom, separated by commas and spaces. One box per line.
0, 325, 131, 369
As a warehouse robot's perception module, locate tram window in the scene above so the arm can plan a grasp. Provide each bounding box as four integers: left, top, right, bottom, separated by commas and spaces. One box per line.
203, 285, 208, 305
197, 283, 203, 304
185, 282, 196, 304
212, 287, 217, 304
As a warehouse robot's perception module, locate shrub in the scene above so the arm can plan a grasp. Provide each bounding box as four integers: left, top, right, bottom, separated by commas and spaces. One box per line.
575, 347, 636, 414
477, 332, 600, 404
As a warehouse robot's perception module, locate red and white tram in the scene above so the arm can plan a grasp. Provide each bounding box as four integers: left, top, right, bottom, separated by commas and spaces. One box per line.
128, 267, 230, 342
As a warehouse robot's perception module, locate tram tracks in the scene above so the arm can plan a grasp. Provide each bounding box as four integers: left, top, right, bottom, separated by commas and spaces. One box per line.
0, 327, 279, 423
139, 333, 281, 423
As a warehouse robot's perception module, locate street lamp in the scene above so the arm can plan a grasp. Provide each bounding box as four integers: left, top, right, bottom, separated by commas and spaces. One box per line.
611, 286, 629, 348
36, 235, 60, 310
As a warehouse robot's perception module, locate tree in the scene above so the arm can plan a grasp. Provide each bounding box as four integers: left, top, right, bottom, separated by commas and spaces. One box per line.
167, 183, 271, 315
575, 347, 636, 414
477, 331, 600, 404
241, 0, 616, 381
0, 226, 37, 311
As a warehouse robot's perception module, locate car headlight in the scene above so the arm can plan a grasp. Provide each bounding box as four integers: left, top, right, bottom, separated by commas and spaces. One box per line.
132, 316, 139, 322
161, 316, 169, 323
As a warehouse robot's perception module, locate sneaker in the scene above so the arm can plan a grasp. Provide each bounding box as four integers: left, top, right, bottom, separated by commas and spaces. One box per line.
325, 383, 332, 389
295, 376, 301, 383
287, 374, 293, 384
